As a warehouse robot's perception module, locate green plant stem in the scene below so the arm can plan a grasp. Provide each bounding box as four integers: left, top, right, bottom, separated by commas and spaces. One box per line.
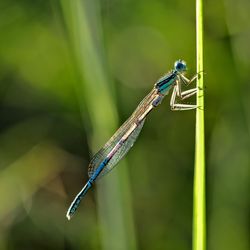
193, 0, 206, 249
60, 1, 137, 250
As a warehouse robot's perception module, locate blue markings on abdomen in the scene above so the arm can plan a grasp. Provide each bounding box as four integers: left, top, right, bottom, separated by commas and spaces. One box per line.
90, 157, 109, 182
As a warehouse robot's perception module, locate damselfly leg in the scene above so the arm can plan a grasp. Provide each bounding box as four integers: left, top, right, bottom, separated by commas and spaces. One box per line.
170, 74, 198, 111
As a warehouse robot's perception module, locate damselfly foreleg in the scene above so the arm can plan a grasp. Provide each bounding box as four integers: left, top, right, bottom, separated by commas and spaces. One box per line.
170, 84, 197, 111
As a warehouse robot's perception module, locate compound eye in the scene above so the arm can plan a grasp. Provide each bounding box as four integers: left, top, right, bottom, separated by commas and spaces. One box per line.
176, 63, 182, 69
174, 60, 186, 72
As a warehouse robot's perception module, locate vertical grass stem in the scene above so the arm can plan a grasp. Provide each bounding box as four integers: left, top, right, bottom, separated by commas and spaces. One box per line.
193, 0, 206, 249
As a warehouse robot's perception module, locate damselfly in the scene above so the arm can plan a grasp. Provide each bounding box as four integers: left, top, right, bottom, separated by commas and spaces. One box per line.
66, 59, 198, 220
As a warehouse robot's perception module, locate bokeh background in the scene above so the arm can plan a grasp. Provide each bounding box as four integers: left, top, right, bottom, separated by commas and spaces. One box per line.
0, 0, 249, 250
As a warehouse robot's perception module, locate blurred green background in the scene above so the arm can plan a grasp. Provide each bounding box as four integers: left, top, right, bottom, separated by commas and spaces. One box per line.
0, 0, 249, 250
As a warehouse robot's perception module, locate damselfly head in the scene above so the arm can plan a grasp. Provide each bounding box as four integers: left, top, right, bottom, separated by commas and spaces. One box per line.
174, 59, 187, 73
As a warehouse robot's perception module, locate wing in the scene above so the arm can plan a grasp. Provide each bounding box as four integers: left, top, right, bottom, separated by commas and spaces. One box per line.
88, 88, 158, 180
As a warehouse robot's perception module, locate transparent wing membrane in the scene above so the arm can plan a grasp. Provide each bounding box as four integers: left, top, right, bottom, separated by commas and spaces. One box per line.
88, 88, 157, 179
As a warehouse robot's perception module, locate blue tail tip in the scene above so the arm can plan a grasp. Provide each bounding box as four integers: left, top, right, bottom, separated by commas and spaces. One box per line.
66, 210, 72, 220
